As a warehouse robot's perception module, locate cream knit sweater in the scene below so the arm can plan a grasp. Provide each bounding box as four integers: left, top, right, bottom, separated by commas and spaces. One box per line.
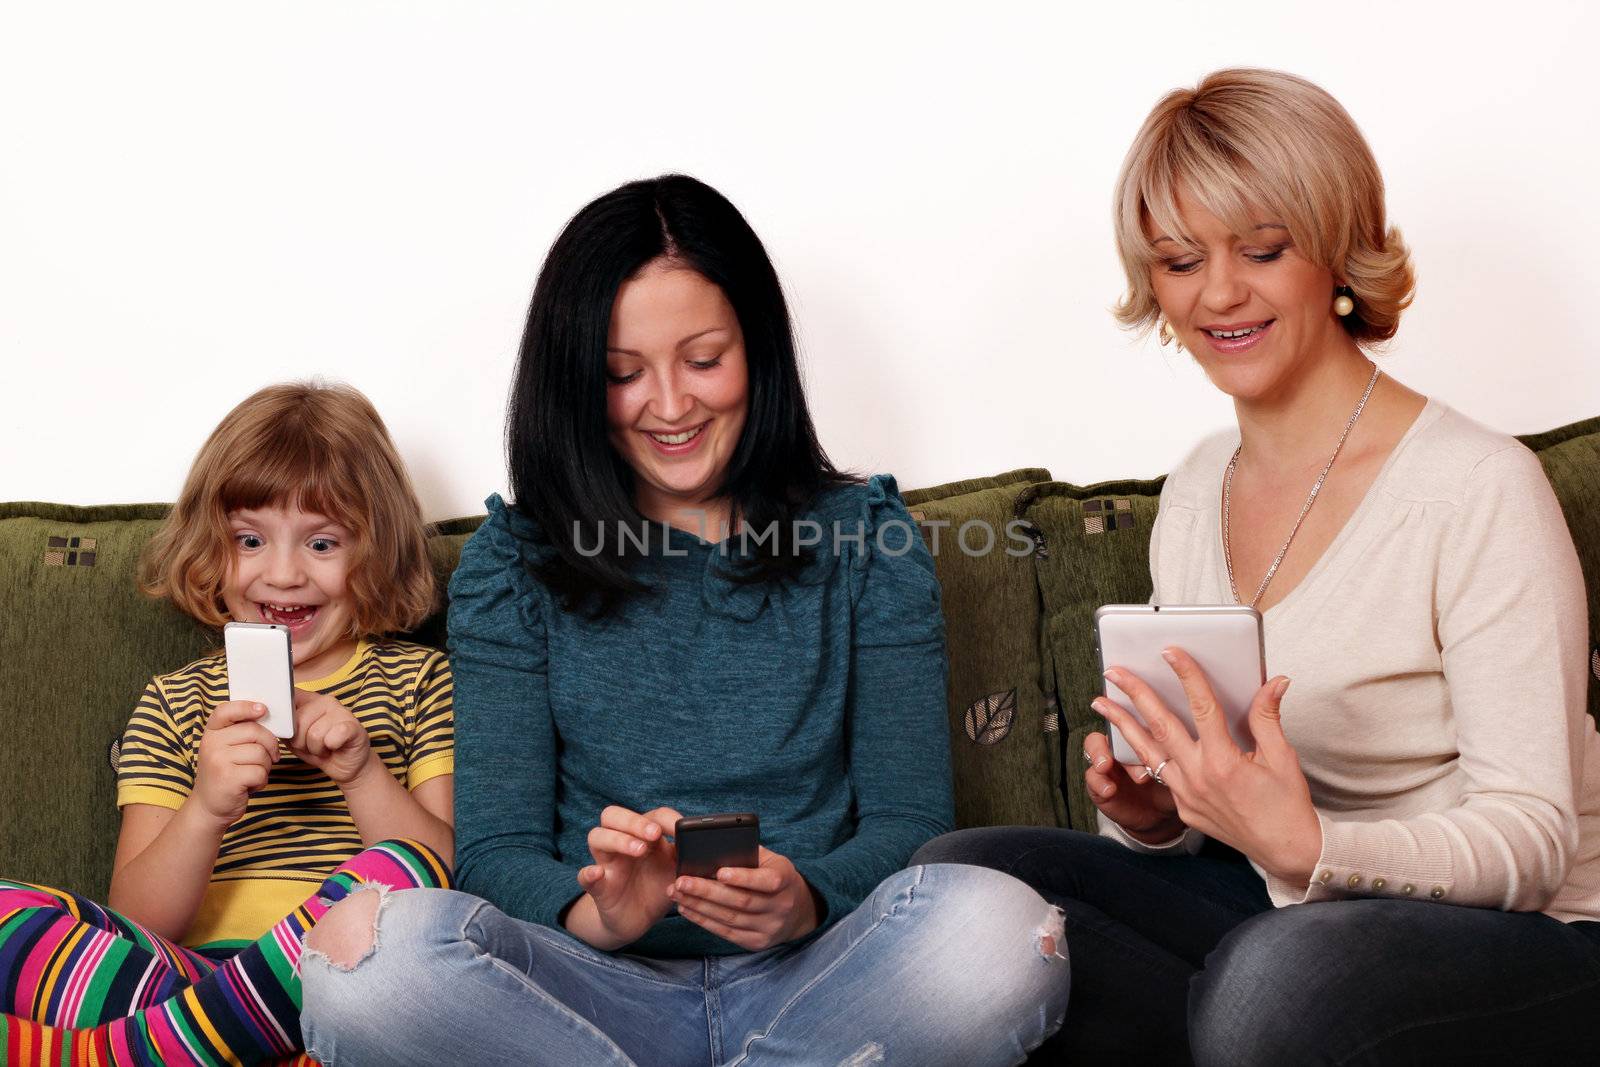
1102, 399, 1598, 921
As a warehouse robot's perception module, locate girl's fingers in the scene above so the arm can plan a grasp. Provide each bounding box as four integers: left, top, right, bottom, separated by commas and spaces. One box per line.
220, 722, 280, 754
324, 721, 354, 750
235, 765, 268, 792
208, 702, 267, 729
230, 741, 274, 769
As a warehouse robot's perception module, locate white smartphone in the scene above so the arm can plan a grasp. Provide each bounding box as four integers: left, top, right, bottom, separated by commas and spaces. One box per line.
224, 621, 296, 739
1094, 604, 1266, 765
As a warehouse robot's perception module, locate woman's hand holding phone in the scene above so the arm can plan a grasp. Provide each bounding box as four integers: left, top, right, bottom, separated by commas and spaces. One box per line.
668, 846, 819, 951
566, 805, 683, 951
191, 700, 280, 829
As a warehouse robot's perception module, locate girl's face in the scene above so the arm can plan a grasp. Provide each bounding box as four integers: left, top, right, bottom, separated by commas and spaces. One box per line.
222, 503, 358, 680
1147, 186, 1346, 404
604, 259, 749, 526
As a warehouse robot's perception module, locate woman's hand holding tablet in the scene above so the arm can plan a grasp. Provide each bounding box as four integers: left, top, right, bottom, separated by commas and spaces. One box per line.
1090, 606, 1323, 885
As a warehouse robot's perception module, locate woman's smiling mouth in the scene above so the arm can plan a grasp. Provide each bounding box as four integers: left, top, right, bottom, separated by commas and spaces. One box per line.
1200, 319, 1275, 353
644, 422, 709, 454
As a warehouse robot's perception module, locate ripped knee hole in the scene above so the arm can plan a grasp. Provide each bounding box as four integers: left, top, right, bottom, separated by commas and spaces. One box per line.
1034, 906, 1067, 960
304, 884, 389, 971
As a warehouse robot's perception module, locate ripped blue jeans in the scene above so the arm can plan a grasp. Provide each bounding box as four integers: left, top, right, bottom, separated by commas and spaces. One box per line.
299, 863, 1069, 1066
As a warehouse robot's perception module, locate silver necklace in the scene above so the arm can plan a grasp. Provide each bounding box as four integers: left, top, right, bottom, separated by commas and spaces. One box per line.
1222, 362, 1381, 608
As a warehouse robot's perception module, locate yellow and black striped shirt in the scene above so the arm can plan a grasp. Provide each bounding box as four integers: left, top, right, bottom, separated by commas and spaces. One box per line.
116, 639, 453, 946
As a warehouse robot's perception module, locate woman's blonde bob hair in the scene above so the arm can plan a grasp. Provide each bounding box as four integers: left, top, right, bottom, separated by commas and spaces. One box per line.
140, 381, 437, 636
1113, 68, 1414, 345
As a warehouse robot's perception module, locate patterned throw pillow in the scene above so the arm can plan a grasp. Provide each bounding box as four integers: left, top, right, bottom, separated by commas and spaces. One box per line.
1022, 480, 1165, 832
903, 469, 1067, 830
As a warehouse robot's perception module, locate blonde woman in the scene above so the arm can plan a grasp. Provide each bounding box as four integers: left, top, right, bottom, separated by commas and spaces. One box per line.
915, 69, 1597, 1063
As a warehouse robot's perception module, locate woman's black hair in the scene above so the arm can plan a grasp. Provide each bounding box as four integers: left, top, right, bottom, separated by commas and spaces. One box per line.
506, 173, 855, 616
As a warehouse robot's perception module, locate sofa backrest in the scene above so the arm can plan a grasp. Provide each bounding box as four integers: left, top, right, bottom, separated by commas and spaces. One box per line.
2, 415, 1595, 897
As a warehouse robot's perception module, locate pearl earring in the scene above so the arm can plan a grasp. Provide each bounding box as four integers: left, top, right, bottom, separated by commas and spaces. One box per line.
1159, 318, 1181, 349
1333, 288, 1355, 316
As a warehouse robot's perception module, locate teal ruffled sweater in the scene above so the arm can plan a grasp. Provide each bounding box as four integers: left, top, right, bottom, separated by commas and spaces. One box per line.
447, 475, 954, 957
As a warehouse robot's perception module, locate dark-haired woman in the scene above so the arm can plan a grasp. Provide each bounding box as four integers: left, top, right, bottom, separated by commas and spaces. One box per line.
298, 175, 1068, 1066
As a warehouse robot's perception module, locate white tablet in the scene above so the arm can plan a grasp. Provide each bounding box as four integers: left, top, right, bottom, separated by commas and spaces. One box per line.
1094, 605, 1266, 765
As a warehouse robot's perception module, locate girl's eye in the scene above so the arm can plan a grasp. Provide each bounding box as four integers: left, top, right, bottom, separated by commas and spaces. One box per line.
689, 356, 723, 371
606, 371, 642, 386
309, 538, 338, 553
236, 534, 263, 550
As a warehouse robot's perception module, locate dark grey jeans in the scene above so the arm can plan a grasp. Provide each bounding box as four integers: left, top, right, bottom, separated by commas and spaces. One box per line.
913, 827, 1600, 1066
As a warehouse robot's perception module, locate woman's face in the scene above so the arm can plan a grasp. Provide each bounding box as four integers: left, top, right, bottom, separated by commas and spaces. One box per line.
1147, 187, 1346, 402
605, 259, 749, 521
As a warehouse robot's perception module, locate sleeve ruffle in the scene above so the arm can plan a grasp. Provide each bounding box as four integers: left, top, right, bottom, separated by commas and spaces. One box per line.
849, 474, 945, 648
446, 494, 553, 673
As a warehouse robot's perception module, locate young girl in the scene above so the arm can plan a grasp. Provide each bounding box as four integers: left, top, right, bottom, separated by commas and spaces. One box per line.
0, 382, 455, 1066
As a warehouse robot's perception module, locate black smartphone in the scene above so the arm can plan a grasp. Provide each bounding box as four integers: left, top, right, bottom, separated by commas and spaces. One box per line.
674, 813, 760, 880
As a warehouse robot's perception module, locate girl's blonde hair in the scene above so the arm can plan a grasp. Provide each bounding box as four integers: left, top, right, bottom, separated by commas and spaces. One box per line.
140, 382, 436, 636
1113, 68, 1415, 345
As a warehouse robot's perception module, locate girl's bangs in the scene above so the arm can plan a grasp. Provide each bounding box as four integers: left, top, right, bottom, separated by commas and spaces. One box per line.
214, 438, 362, 529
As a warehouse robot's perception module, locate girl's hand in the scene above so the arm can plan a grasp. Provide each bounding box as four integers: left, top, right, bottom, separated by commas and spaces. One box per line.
570, 806, 682, 950
192, 700, 279, 829
1083, 729, 1187, 845
669, 846, 819, 950
1095, 648, 1322, 885
290, 690, 373, 785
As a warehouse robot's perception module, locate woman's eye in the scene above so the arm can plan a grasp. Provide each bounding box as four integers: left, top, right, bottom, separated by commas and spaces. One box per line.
1164, 259, 1201, 275
689, 356, 723, 371
1247, 247, 1287, 264
606, 371, 642, 386
236, 534, 263, 550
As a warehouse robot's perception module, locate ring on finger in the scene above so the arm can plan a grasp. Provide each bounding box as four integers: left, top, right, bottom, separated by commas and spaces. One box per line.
1148, 759, 1170, 786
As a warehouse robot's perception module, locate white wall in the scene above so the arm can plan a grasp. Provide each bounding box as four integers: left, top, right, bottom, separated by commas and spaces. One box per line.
3, 1, 1596, 520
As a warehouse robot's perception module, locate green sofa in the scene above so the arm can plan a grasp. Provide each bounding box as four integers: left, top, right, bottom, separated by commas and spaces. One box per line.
3, 416, 1597, 935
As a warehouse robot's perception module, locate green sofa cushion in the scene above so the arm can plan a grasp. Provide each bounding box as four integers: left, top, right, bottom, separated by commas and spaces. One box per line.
904, 469, 1066, 832
1022, 480, 1166, 832
0, 503, 213, 899
1521, 417, 1600, 727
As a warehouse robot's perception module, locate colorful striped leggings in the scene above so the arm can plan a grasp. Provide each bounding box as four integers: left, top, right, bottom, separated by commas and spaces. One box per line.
0, 840, 451, 1066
